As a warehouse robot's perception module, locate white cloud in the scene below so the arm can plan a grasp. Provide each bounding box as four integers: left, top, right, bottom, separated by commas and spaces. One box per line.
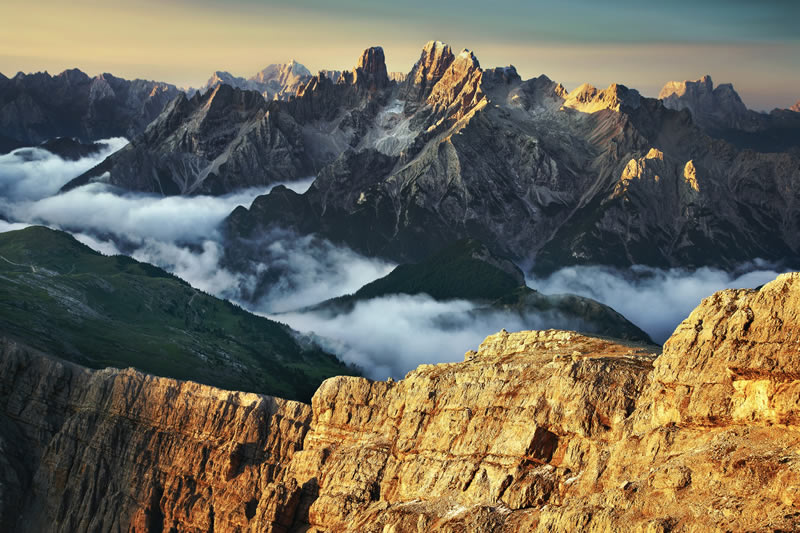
8, 183, 271, 244
0, 220, 31, 233
246, 229, 395, 313
0, 138, 128, 202
273, 294, 591, 380
0, 141, 792, 380
529, 264, 783, 343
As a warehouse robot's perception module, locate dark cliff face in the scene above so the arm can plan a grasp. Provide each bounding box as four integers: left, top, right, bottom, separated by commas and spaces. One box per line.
0, 69, 181, 150
63, 84, 311, 194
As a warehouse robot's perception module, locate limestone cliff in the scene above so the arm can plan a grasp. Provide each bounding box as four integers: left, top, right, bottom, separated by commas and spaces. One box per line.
3, 273, 800, 531
0, 340, 311, 532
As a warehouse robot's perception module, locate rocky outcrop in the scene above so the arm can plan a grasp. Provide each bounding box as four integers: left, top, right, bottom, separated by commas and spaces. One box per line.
0, 340, 311, 532
350, 47, 390, 92
3, 273, 800, 531
0, 69, 180, 150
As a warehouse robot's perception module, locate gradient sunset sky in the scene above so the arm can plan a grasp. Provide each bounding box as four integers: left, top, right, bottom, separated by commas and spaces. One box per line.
1, 0, 798, 110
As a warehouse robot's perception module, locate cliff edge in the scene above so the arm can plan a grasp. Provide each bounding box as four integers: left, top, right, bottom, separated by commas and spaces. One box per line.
2, 273, 800, 531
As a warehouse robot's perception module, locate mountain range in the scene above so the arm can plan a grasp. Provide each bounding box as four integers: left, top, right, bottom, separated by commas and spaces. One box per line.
45, 41, 800, 278
0, 69, 181, 150
211, 42, 800, 276
196, 60, 320, 101
659, 74, 800, 151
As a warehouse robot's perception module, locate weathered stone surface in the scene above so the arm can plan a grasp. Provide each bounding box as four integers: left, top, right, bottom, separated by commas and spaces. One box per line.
3, 274, 800, 531
0, 339, 311, 532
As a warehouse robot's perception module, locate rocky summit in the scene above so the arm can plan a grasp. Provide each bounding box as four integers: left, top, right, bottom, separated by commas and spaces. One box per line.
2, 272, 800, 531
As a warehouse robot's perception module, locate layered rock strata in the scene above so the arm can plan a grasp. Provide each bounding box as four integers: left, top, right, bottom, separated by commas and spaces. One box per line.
3, 273, 800, 531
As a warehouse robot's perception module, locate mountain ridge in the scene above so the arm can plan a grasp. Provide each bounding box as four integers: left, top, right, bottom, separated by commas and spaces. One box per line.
221, 42, 800, 276
0, 226, 355, 401
296, 239, 653, 344
0, 68, 181, 150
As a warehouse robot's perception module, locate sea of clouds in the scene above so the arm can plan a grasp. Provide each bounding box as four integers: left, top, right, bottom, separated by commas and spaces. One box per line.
0, 141, 787, 379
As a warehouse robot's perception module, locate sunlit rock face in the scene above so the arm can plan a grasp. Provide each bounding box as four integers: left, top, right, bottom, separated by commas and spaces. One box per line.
3, 273, 800, 531
0, 340, 312, 532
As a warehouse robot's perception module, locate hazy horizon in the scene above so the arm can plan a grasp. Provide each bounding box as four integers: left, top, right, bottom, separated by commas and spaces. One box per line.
1, 0, 798, 111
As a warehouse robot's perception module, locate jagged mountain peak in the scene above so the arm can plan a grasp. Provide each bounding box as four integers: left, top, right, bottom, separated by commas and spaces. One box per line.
401, 40, 457, 101
250, 60, 312, 83
791, 100, 800, 112
562, 82, 641, 113
423, 40, 448, 52
205, 70, 245, 90
456, 48, 480, 65
658, 74, 716, 99
424, 45, 485, 120
659, 74, 751, 130
347, 46, 389, 91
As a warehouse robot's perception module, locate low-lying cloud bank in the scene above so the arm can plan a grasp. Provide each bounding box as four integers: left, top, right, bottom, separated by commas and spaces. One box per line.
274, 294, 589, 380
0, 141, 391, 306
529, 264, 783, 344
0, 138, 128, 202
0, 141, 792, 379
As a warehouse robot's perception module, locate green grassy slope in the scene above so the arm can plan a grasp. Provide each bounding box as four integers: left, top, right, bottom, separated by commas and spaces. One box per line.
302, 239, 654, 345
0, 226, 355, 402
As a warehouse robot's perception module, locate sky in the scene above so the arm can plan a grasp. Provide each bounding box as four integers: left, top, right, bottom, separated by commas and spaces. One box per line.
1, 0, 798, 110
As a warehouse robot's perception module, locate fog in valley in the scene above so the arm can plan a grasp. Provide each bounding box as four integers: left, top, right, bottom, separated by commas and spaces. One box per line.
0, 145, 786, 378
